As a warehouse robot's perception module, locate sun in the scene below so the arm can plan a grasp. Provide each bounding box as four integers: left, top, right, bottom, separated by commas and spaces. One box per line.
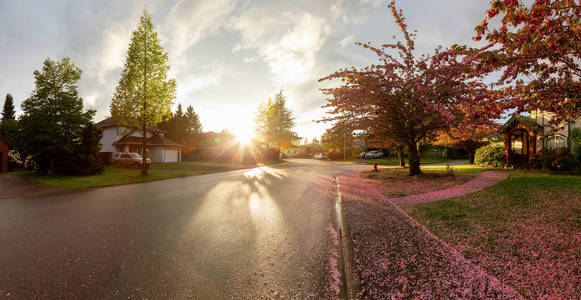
232, 127, 254, 145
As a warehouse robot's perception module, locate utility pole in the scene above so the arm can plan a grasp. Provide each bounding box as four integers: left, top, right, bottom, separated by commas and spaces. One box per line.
343, 131, 346, 161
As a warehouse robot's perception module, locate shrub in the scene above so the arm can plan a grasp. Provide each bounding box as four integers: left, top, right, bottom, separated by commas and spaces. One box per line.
474, 143, 505, 167
531, 147, 573, 172
53, 123, 104, 175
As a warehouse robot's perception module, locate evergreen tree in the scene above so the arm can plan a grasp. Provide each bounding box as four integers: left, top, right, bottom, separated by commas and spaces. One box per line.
158, 104, 204, 150
254, 90, 298, 160
111, 10, 176, 175
2, 94, 16, 121
184, 105, 203, 149
1, 94, 18, 143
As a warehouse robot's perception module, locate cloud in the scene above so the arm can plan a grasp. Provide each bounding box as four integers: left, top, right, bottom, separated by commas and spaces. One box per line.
176, 61, 241, 101
330, 0, 348, 22
84, 91, 99, 107
242, 56, 257, 63
161, 0, 240, 59
231, 11, 330, 85
338, 36, 354, 48
0, 0, 499, 140
89, 25, 133, 84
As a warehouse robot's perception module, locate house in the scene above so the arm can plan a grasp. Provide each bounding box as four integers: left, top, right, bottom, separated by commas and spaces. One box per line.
0, 134, 8, 173
499, 111, 580, 168
96, 117, 182, 163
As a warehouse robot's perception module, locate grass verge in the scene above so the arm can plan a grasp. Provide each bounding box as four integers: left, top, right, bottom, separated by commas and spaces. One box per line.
403, 170, 581, 298
14, 163, 249, 190
355, 155, 458, 166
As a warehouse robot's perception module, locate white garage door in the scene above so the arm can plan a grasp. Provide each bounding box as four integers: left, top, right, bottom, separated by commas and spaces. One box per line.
164, 148, 179, 163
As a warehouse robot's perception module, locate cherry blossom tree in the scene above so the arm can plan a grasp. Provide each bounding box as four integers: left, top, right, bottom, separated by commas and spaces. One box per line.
472, 0, 581, 124
320, 1, 490, 176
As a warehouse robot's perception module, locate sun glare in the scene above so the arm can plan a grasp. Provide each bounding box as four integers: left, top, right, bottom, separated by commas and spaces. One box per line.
232, 127, 254, 145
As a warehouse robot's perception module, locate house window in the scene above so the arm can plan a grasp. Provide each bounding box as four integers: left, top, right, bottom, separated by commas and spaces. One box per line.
511, 130, 527, 155
117, 127, 129, 136
546, 135, 567, 150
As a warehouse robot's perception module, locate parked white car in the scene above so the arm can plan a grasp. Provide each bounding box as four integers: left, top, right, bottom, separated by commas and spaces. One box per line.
365, 150, 383, 159
314, 153, 329, 160
358, 152, 368, 159
112, 152, 151, 168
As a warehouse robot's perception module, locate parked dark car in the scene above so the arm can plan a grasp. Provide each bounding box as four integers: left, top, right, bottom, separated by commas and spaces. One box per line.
112, 152, 151, 168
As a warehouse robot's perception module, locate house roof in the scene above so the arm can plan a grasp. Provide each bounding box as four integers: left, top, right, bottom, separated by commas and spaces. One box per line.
96, 117, 167, 134
96, 117, 117, 128
113, 134, 182, 148
499, 115, 543, 134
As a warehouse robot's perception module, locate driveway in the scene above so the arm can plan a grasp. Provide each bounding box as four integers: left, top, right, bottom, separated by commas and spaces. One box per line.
0, 159, 364, 298
0, 173, 62, 200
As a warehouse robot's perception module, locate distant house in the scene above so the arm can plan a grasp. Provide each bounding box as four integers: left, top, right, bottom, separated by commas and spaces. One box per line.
0, 134, 8, 173
499, 111, 580, 168
96, 117, 182, 163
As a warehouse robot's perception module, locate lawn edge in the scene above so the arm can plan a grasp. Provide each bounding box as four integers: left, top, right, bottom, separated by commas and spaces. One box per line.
14, 161, 290, 191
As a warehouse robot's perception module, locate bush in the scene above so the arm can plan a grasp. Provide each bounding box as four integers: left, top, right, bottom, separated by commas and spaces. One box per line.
531, 147, 573, 172
474, 143, 505, 168
53, 123, 104, 175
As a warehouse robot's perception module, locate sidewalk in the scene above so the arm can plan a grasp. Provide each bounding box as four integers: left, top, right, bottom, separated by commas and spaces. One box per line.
388, 170, 507, 207
338, 173, 521, 299
0, 173, 62, 199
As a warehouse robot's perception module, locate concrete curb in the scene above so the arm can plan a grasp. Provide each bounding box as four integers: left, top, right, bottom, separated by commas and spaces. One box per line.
334, 176, 361, 299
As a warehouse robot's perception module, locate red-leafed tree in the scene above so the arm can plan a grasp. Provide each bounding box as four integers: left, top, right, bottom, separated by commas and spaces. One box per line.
473, 0, 581, 124
320, 1, 490, 176
433, 98, 501, 164
433, 124, 499, 164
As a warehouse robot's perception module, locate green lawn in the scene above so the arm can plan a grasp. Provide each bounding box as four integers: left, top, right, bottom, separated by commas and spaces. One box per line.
14, 160, 288, 190
404, 170, 581, 298
420, 164, 493, 176
356, 155, 457, 166
14, 163, 244, 190
362, 164, 491, 177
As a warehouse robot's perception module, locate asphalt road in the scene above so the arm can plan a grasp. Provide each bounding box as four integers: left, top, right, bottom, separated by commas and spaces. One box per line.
0, 159, 365, 299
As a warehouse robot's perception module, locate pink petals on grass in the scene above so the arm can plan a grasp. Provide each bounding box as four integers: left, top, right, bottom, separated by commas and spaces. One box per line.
416, 190, 581, 299
339, 174, 521, 299
389, 171, 507, 206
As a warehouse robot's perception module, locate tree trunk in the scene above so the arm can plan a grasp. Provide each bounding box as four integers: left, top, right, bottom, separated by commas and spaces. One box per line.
141, 124, 148, 175
396, 146, 405, 168
141, 35, 148, 176
408, 141, 421, 176
468, 150, 475, 164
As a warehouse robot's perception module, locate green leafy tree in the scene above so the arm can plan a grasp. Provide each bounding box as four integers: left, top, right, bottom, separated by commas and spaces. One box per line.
19, 58, 98, 173
2, 94, 16, 121
254, 90, 298, 160
321, 127, 355, 160
111, 10, 176, 175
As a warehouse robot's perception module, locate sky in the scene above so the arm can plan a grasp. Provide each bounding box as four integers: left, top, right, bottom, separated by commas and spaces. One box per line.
0, 0, 493, 141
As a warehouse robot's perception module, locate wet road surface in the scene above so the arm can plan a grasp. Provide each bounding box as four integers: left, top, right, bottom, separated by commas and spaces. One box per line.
0, 159, 364, 298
